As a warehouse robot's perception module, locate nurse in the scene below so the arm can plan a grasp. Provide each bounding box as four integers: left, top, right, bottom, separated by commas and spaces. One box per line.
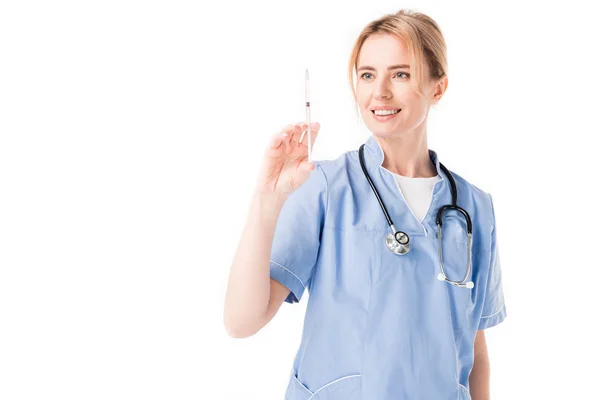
224, 8, 507, 400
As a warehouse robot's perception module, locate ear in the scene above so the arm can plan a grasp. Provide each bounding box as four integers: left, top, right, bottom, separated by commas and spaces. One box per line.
430, 75, 448, 105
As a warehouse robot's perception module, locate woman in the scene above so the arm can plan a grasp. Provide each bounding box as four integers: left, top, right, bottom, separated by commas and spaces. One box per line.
224, 9, 506, 400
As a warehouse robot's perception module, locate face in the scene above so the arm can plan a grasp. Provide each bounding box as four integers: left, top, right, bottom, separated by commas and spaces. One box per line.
355, 34, 446, 138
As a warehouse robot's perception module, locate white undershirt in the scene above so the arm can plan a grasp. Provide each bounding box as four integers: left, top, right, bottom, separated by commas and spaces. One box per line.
391, 172, 442, 223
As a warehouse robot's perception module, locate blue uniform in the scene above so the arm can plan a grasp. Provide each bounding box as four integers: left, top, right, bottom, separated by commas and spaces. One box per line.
269, 135, 507, 399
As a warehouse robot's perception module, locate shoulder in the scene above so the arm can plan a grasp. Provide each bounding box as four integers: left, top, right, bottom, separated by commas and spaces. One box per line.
313, 148, 364, 185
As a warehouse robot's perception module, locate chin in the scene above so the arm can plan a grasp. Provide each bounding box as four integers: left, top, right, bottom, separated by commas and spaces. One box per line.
368, 124, 400, 136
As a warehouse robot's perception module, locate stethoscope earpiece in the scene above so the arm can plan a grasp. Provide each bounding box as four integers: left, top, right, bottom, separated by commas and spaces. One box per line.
438, 272, 474, 288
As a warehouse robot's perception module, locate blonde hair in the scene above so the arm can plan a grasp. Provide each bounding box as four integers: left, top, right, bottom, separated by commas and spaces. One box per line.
348, 9, 448, 106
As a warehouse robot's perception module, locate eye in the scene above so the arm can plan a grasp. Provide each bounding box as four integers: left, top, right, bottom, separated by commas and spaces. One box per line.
359, 71, 410, 80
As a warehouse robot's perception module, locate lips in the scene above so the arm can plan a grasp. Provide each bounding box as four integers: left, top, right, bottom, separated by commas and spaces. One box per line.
371, 109, 401, 114
371, 109, 401, 122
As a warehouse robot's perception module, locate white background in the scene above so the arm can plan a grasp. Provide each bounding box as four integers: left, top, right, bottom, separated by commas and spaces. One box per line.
1, 0, 598, 398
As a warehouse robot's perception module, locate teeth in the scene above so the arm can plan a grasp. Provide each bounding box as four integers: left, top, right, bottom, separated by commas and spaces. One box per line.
373, 109, 399, 115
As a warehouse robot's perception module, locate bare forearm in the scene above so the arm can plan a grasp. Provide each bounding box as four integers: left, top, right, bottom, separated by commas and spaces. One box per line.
223, 190, 288, 336
469, 352, 490, 400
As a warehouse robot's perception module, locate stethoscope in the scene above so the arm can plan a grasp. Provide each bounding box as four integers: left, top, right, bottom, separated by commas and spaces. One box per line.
359, 144, 474, 289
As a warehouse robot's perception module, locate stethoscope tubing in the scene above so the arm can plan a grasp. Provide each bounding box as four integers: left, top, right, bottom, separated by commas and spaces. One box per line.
358, 143, 474, 288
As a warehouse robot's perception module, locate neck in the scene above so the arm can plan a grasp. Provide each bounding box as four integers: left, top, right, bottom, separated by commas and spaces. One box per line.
374, 128, 437, 178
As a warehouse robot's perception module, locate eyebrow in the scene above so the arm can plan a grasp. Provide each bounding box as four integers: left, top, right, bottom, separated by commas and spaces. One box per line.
357, 64, 410, 72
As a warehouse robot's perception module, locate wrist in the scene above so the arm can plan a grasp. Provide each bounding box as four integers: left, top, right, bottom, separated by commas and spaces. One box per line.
251, 190, 289, 220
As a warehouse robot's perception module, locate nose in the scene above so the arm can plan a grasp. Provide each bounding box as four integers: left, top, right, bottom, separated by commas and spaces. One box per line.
374, 80, 392, 100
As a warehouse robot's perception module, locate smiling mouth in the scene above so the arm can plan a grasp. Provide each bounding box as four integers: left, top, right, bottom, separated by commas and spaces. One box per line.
372, 109, 401, 114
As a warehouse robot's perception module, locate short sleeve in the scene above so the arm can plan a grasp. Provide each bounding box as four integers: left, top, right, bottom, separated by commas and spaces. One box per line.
269, 163, 328, 304
478, 193, 507, 330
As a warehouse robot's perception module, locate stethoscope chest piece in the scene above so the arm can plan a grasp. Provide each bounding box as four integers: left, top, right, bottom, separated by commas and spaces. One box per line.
386, 230, 410, 255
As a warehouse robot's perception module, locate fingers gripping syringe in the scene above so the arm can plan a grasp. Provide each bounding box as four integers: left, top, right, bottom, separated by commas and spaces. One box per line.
299, 68, 312, 162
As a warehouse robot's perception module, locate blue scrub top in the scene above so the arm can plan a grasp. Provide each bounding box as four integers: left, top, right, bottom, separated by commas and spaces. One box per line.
269, 135, 507, 400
